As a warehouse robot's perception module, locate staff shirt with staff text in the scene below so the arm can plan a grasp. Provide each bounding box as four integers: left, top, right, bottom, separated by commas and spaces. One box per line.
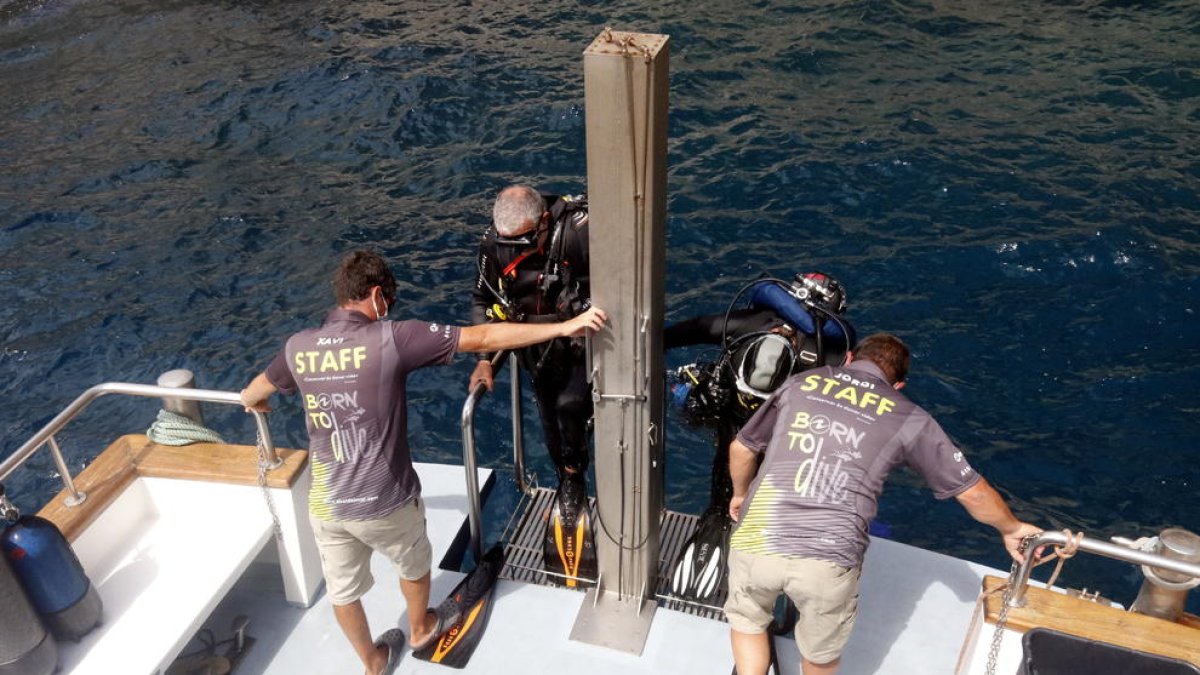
265, 309, 459, 521
731, 360, 979, 568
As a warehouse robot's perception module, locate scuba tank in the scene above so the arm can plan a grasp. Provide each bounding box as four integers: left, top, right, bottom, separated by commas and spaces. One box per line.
0, 488, 57, 675
0, 552, 57, 675
1, 484, 102, 642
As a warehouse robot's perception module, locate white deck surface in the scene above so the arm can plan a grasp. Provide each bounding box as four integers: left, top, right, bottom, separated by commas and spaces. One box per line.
186, 461, 1012, 675
60, 476, 274, 675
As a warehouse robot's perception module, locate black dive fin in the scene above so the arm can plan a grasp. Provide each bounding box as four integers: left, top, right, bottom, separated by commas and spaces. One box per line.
670, 506, 732, 603
542, 473, 597, 588
412, 544, 505, 668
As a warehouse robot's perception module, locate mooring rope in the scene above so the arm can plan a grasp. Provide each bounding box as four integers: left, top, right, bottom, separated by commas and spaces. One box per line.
146, 409, 225, 446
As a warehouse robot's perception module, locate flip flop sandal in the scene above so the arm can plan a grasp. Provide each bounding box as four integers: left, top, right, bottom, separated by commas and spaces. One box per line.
373, 628, 406, 675
408, 604, 461, 651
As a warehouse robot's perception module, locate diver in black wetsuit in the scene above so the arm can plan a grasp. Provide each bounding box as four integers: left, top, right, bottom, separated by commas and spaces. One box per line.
666, 273, 856, 604
468, 184, 595, 586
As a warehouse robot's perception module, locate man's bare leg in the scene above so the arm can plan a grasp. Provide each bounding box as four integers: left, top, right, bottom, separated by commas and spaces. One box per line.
730, 629, 771, 674
402, 572, 439, 647
332, 600, 388, 675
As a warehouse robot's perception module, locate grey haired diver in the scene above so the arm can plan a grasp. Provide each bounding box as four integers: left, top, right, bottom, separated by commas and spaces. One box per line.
667, 273, 855, 604
469, 185, 596, 587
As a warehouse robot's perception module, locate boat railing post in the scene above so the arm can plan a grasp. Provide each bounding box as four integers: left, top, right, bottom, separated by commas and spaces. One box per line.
251, 410, 281, 469
1009, 531, 1060, 607
46, 435, 86, 507
1, 381, 280, 506
1008, 531, 1200, 607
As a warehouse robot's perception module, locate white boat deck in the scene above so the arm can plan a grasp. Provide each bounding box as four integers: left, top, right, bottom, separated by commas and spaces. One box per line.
58, 476, 275, 675
185, 461, 1010, 675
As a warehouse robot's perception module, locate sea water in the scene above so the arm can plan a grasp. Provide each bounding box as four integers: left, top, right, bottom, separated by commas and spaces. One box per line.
1, 0, 1196, 612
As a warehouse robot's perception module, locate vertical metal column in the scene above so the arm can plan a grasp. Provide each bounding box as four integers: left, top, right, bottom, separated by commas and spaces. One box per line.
570, 29, 669, 655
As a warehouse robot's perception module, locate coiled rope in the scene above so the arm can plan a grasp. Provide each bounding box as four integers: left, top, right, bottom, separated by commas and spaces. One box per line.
146, 409, 225, 445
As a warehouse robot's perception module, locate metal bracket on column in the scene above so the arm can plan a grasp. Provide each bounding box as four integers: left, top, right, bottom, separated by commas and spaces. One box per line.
595, 393, 647, 404
590, 371, 647, 404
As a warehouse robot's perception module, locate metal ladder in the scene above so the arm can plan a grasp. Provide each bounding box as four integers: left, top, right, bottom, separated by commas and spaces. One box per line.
460, 352, 727, 621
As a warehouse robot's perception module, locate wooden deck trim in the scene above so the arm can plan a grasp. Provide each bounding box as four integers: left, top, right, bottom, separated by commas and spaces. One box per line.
37, 434, 307, 542
37, 435, 141, 542
126, 434, 308, 489
982, 574, 1200, 665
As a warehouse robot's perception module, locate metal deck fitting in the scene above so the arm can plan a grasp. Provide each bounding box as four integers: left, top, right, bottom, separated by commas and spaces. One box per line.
498, 486, 727, 621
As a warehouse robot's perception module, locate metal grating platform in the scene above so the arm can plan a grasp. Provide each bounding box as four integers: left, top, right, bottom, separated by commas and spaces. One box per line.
497, 486, 727, 621
499, 486, 589, 587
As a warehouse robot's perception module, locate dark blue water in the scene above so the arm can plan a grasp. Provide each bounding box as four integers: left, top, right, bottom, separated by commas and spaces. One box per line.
2, 0, 1197, 613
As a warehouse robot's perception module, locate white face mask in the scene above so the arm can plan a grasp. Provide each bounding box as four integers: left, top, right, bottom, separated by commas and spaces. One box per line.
373, 295, 388, 321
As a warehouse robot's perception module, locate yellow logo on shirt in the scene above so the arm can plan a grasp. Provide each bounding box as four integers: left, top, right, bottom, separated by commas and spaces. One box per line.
798, 373, 895, 416
293, 347, 367, 374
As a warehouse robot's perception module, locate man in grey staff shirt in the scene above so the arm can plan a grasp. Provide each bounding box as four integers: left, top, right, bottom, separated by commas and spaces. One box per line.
241, 250, 607, 675
725, 333, 1042, 675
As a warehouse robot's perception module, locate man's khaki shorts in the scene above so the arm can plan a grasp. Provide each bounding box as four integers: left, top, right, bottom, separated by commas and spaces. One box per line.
723, 548, 861, 664
309, 498, 432, 606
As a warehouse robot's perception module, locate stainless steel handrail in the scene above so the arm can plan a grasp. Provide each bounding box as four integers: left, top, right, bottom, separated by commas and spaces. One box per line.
1009, 530, 1200, 607
509, 352, 530, 496
460, 351, 526, 561
0, 382, 277, 507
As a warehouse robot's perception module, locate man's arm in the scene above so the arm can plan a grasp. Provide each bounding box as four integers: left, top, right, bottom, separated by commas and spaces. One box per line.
955, 478, 1042, 564
457, 307, 607, 353
728, 438, 759, 521
240, 371, 278, 413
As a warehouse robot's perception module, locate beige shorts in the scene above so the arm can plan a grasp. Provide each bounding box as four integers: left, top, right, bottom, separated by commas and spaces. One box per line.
723, 548, 861, 664
309, 498, 432, 606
